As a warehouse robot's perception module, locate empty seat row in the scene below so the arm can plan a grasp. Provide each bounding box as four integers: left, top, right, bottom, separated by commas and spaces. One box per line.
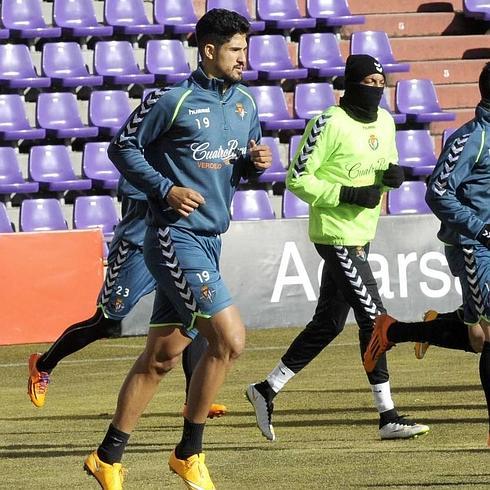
0, 196, 119, 235
0, 30, 412, 91
0, 91, 135, 142
0, 143, 118, 196
0, 0, 364, 41
230, 183, 432, 221
0, 126, 447, 201
0, 182, 433, 236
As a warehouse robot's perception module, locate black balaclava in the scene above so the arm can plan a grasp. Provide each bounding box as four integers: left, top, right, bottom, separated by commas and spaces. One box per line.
478, 62, 490, 111
339, 54, 385, 123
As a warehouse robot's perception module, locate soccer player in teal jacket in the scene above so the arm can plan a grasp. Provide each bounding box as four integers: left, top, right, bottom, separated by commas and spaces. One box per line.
84, 9, 272, 490
364, 62, 490, 446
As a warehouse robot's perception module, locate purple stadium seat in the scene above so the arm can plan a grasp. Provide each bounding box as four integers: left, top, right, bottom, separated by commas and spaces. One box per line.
242, 68, 259, 81
256, 0, 316, 29
89, 90, 132, 137
379, 92, 406, 124
289, 134, 302, 165
395, 79, 456, 123
0, 202, 14, 232
294, 82, 336, 120
255, 137, 286, 184
350, 31, 410, 73
42, 42, 103, 88
207, 0, 265, 31
0, 44, 50, 89
37, 92, 98, 139
20, 198, 68, 232
463, 0, 490, 20
29, 145, 92, 192
94, 41, 155, 86
282, 189, 309, 218
105, 0, 164, 36
442, 127, 457, 149
153, 0, 197, 34
82, 142, 120, 190
307, 0, 365, 26
387, 181, 431, 215
0, 147, 39, 195
0, 94, 46, 141
0, 28, 9, 39
248, 86, 305, 131
73, 195, 119, 238
298, 33, 345, 78
1, 0, 61, 39
53, 0, 113, 38
248, 35, 308, 81
396, 130, 437, 176
231, 190, 275, 220
145, 40, 191, 84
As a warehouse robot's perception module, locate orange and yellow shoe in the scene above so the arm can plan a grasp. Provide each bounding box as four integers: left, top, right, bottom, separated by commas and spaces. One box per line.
183, 403, 228, 419
169, 450, 215, 490
363, 314, 396, 373
207, 404, 227, 419
27, 353, 50, 408
84, 450, 125, 490
414, 310, 437, 359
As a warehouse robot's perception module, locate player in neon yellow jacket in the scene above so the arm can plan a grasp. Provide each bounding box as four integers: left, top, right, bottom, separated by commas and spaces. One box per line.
247, 54, 430, 442
287, 104, 396, 246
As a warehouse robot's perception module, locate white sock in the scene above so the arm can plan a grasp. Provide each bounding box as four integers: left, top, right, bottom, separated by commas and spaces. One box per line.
266, 360, 295, 393
371, 381, 395, 413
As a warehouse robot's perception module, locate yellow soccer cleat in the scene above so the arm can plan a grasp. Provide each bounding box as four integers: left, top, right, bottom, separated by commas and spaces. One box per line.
27, 353, 50, 408
183, 403, 228, 419
169, 450, 215, 490
414, 310, 438, 359
84, 451, 125, 490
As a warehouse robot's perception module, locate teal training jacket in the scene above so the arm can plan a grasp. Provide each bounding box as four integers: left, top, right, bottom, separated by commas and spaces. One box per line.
108, 65, 262, 235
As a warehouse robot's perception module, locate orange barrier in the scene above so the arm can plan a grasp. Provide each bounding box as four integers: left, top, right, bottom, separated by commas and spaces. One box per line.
0, 230, 104, 345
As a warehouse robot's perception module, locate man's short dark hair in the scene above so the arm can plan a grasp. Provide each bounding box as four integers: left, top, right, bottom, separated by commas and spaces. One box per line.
195, 9, 250, 56
479, 62, 490, 100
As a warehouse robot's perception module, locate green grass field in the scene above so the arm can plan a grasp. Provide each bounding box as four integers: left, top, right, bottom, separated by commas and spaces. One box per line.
2, 325, 489, 489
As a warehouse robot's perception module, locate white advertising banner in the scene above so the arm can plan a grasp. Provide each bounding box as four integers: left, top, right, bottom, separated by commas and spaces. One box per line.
122, 214, 462, 335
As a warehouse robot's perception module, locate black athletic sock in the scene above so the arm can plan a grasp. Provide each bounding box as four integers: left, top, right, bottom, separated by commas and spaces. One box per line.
36, 309, 121, 373
387, 318, 475, 352
438, 308, 463, 321
182, 335, 208, 402
175, 418, 205, 459
254, 380, 277, 401
479, 341, 490, 431
378, 408, 399, 428
97, 424, 130, 464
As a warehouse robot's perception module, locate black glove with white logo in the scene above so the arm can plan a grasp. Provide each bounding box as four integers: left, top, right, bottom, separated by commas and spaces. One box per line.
382, 164, 404, 188
339, 185, 381, 209
477, 224, 490, 248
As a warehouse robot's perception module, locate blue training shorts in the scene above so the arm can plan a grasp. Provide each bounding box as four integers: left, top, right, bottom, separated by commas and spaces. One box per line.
445, 244, 490, 325
144, 226, 233, 339
98, 238, 156, 320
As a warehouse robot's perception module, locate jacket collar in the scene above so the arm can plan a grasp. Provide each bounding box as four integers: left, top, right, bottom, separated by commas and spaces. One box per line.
476, 100, 490, 124
191, 65, 237, 98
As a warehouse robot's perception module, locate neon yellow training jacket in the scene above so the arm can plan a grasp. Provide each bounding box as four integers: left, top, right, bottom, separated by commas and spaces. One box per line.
287, 105, 398, 246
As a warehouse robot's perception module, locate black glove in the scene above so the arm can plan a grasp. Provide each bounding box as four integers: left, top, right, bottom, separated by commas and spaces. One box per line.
477, 224, 490, 248
339, 185, 381, 209
382, 163, 404, 188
